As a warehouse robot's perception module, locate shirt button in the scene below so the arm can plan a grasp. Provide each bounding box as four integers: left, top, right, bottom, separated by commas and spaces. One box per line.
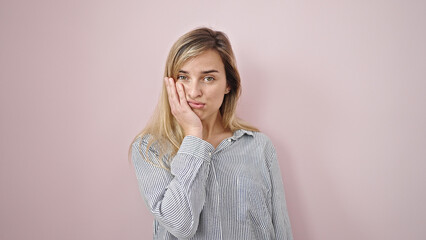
228, 139, 232, 142
208, 152, 212, 156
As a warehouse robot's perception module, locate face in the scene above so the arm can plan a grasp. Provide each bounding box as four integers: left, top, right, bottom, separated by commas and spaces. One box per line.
176, 49, 230, 122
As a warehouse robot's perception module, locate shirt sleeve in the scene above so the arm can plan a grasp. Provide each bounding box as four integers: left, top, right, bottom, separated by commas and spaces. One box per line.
265, 139, 294, 240
131, 135, 214, 239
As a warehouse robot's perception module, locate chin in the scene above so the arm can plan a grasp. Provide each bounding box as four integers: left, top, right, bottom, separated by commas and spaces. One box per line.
193, 108, 218, 122
193, 111, 204, 120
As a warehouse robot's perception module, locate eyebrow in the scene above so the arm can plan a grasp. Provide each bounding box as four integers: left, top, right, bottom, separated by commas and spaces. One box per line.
179, 69, 219, 74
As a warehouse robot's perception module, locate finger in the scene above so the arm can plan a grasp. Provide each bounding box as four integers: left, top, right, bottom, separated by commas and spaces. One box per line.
164, 77, 173, 104
176, 82, 188, 107
165, 77, 178, 110
168, 78, 181, 105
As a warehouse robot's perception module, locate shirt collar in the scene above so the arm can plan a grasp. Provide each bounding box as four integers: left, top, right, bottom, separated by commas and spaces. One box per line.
231, 129, 254, 140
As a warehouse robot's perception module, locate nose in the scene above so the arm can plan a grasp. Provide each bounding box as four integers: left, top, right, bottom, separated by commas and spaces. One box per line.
186, 80, 202, 99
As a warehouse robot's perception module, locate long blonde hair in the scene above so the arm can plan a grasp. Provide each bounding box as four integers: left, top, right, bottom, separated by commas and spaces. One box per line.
128, 27, 259, 170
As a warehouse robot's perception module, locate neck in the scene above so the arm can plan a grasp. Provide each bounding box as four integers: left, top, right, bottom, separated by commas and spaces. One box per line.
201, 111, 226, 140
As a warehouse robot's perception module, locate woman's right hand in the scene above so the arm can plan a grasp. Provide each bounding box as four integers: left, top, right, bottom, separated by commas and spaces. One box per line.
165, 77, 203, 139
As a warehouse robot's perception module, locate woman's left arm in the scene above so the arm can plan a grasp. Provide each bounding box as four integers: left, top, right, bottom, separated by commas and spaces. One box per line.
266, 139, 294, 240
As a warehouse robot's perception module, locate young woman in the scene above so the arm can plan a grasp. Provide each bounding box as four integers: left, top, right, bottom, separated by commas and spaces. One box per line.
129, 27, 293, 239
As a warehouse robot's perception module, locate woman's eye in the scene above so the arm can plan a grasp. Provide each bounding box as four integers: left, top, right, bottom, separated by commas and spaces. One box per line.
204, 76, 214, 82
177, 75, 187, 80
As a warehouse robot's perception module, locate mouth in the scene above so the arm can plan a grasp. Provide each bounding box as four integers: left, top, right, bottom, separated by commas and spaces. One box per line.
187, 101, 205, 109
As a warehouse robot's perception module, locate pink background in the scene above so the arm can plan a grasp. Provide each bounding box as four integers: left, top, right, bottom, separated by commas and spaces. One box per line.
1, 0, 425, 239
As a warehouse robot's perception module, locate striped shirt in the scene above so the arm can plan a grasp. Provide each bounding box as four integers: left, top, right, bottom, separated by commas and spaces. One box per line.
131, 129, 293, 239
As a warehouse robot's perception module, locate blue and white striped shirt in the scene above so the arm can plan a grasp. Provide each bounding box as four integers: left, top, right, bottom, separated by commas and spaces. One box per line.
131, 129, 293, 239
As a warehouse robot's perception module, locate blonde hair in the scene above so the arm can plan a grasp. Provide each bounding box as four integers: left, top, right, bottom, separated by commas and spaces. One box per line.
128, 27, 259, 170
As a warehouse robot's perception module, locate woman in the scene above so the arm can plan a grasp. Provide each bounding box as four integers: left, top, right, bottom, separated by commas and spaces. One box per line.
129, 27, 293, 239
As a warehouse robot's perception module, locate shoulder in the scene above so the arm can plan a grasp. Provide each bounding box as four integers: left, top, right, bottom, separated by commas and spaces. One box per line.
236, 129, 276, 154
132, 134, 151, 149
238, 130, 277, 169
247, 130, 277, 160
254, 133, 278, 173
240, 130, 275, 149
131, 134, 161, 157
252, 131, 272, 143
132, 134, 152, 147
131, 134, 172, 168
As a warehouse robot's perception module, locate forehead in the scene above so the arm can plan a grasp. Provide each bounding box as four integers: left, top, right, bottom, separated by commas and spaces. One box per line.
180, 49, 224, 72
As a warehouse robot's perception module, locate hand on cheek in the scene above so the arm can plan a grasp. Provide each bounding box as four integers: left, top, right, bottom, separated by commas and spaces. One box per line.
164, 77, 203, 138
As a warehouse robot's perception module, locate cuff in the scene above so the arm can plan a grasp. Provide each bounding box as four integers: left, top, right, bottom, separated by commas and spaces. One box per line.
177, 135, 215, 162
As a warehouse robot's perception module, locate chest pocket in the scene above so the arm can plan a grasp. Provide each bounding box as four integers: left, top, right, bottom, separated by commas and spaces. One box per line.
237, 175, 270, 225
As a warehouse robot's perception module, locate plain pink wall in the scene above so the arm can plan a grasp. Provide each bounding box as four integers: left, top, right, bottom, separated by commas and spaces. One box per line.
1, 0, 425, 239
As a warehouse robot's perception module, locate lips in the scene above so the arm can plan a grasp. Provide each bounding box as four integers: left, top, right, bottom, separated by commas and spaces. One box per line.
187, 100, 205, 109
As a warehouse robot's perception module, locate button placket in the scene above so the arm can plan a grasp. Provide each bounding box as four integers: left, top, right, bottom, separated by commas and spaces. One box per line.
214, 138, 234, 155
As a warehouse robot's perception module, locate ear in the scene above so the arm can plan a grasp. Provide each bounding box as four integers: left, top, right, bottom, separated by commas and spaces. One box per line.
225, 86, 231, 94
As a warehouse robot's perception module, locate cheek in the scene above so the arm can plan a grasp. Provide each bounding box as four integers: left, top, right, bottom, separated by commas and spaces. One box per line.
210, 91, 226, 106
